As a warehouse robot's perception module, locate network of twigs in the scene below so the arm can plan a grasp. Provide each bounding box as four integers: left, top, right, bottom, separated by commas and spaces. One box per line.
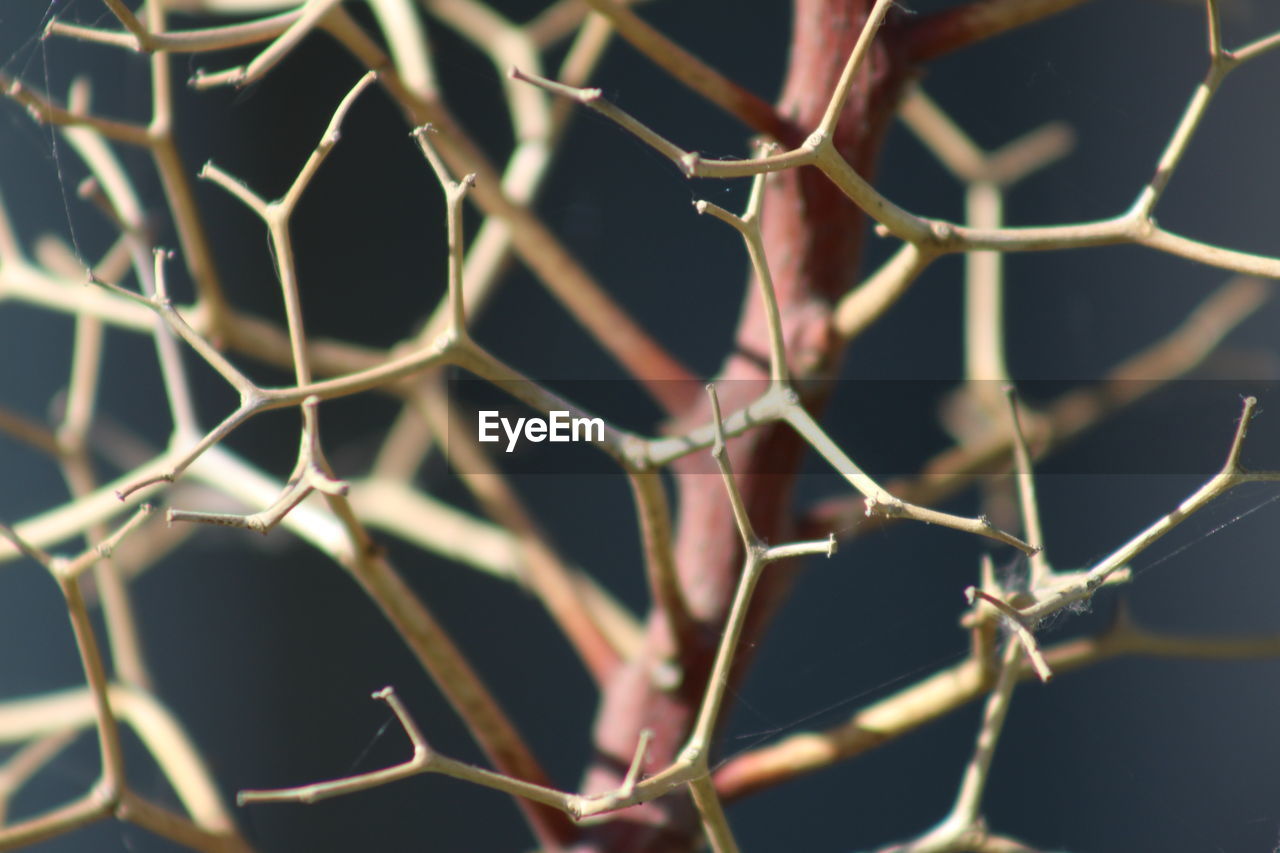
1, 0, 1279, 851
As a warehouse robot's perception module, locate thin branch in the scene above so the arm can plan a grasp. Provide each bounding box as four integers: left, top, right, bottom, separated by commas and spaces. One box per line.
144, 0, 232, 332
369, 0, 436, 102
721, 404, 1280, 798
189, 0, 346, 89
897, 86, 1074, 428
816, 0, 897, 140
239, 687, 430, 804
1021, 398, 1276, 626
715, 610, 1280, 801
424, 0, 547, 140
412, 125, 477, 342
901, 0, 1097, 64
527, 0, 600, 47
0, 407, 59, 455
708, 384, 758, 551
578, 0, 788, 140
0, 791, 110, 848
319, 9, 703, 414
509, 67, 713, 173
47, 9, 300, 53
408, 3, 623, 349
142, 251, 206, 441
102, 0, 151, 46
60, 577, 126, 828
1232, 28, 1280, 64
695, 156, 788, 385
1205, 0, 1226, 64
416, 381, 623, 684
515, 37, 1280, 279
808, 275, 1270, 538
51, 88, 207, 444
281, 71, 379, 216
785, 403, 1037, 555
115, 791, 249, 852
167, 397, 348, 532
314, 488, 579, 845
509, 66, 815, 178
236, 512, 832, 828
834, 242, 939, 341
877, 639, 1026, 853
239, 685, 661, 819
0, 188, 24, 267
4, 267, 1256, 569
56, 505, 155, 581
0, 731, 78, 823
626, 467, 695, 679
2, 77, 150, 146
688, 773, 740, 853
8, 3, 1279, 851
0, 684, 242, 840
1128, 57, 1230, 221
966, 587, 1053, 683
1003, 388, 1050, 585
349, 477, 519, 578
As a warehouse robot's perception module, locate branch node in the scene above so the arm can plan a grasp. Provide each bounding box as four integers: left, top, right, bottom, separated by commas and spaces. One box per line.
966, 586, 1053, 683
929, 219, 955, 244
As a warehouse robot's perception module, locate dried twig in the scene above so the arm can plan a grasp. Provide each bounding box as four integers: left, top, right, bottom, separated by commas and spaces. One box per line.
3, 1, 1278, 850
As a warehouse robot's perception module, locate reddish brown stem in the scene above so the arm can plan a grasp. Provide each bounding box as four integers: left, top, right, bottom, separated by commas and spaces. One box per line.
578, 2, 912, 850
900, 0, 1096, 64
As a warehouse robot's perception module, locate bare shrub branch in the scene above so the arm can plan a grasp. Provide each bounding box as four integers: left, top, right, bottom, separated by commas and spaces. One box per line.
3, 1, 1277, 850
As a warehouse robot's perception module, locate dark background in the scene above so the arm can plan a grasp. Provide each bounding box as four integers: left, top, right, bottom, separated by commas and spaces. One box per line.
3, 1, 1280, 850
